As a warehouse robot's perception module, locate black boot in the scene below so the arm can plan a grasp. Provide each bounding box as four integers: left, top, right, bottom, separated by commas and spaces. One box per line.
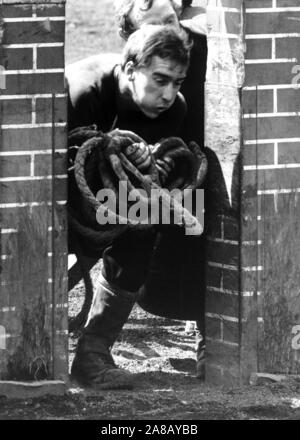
71, 274, 137, 389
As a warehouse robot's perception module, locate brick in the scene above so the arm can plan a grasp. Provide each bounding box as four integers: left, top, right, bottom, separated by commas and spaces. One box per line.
34, 152, 67, 176
242, 244, 263, 267
0, 206, 25, 230
205, 178, 234, 217
245, 0, 272, 7
207, 241, 239, 266
223, 269, 239, 291
224, 11, 243, 35
242, 215, 263, 242
4, 73, 65, 95
231, 170, 241, 214
246, 297, 262, 330
206, 316, 221, 340
217, 0, 242, 7
243, 115, 300, 140
244, 167, 300, 190
242, 179, 257, 199
277, 89, 300, 113
0, 155, 31, 178
243, 143, 275, 166
259, 193, 276, 215
276, 37, 300, 59
206, 340, 240, 370
206, 290, 239, 317
0, 99, 32, 124
241, 270, 260, 295
246, 39, 272, 60
0, 381, 66, 399
37, 46, 64, 69
242, 89, 274, 114
276, 0, 299, 6
205, 216, 222, 238
257, 294, 264, 319
269, 167, 300, 190
245, 62, 296, 86
0, 232, 20, 257
242, 193, 259, 217
222, 0, 243, 9
0, 48, 33, 70
0, 205, 51, 231
242, 228, 262, 249
276, 191, 299, 212
0, 178, 67, 204
223, 321, 239, 344
3, 21, 65, 45
36, 4, 65, 16
223, 216, 239, 240
0, 253, 49, 277
245, 12, 300, 34
35, 97, 67, 124
1, 126, 67, 152
206, 265, 222, 289
278, 142, 300, 164
243, 169, 257, 193
0, 208, 66, 240
2, 4, 33, 17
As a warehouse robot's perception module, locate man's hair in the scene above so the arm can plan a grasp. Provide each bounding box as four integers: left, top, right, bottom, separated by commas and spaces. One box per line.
115, 0, 181, 40
181, 0, 193, 7
121, 24, 191, 70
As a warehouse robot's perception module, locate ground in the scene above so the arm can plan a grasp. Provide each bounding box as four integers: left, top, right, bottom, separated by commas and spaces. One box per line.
1, 0, 300, 421
1, 262, 300, 420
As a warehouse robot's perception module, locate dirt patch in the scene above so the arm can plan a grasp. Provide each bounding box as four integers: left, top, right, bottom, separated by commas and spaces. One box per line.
1, 264, 300, 420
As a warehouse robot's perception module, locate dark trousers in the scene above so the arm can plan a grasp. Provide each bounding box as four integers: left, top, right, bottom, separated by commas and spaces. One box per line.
101, 226, 205, 338
101, 227, 157, 292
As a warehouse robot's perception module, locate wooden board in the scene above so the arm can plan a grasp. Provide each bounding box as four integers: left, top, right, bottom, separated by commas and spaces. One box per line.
260, 192, 300, 373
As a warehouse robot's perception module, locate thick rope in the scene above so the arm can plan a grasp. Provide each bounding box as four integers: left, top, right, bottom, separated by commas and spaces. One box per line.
67, 126, 208, 332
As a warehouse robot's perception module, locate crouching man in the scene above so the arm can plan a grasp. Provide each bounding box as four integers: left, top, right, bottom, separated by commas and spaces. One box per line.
66, 25, 191, 389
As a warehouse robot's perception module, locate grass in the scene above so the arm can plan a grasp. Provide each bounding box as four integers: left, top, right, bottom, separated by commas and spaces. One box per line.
65, 0, 124, 65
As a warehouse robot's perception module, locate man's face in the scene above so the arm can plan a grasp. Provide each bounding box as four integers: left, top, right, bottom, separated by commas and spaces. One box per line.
129, 55, 187, 118
129, 0, 180, 30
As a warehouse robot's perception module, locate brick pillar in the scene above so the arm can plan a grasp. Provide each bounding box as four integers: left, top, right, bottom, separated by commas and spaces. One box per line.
205, 0, 244, 386
205, 0, 300, 385
0, 1, 68, 383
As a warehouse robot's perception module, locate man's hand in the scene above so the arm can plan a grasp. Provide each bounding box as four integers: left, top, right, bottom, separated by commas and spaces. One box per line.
124, 142, 152, 171
156, 157, 175, 185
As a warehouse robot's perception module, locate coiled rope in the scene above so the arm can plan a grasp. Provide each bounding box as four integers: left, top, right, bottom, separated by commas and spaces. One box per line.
68, 125, 208, 332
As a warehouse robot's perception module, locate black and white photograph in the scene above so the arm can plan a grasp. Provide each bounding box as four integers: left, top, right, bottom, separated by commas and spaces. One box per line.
0, 0, 299, 423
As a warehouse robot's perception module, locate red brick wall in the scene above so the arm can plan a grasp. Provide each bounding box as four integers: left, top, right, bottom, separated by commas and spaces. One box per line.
0, 1, 68, 381
242, 0, 300, 377
205, 0, 300, 385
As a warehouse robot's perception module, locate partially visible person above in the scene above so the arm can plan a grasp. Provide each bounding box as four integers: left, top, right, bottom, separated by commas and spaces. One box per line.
180, 0, 207, 36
